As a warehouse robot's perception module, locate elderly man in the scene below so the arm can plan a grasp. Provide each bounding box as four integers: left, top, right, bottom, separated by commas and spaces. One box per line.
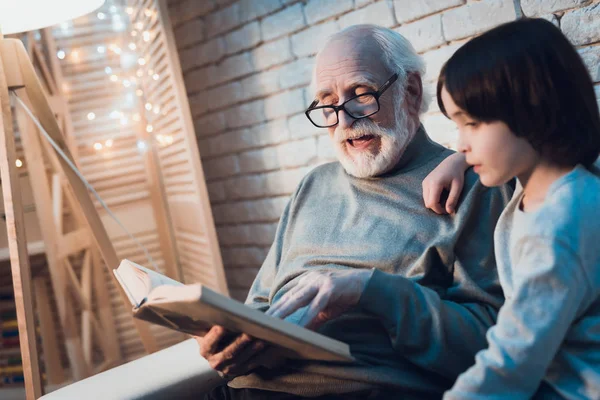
200, 24, 512, 399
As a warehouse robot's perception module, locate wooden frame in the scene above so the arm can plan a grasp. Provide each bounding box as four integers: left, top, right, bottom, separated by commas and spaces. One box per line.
0, 38, 43, 400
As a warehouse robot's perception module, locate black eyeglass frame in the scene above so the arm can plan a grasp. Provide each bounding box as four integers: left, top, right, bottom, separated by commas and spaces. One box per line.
305, 73, 399, 128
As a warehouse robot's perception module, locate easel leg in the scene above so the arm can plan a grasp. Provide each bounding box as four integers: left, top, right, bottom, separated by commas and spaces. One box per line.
17, 88, 91, 381
33, 276, 67, 385
0, 54, 42, 399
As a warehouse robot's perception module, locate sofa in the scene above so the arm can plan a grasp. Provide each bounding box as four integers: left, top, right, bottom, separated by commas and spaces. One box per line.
39, 339, 226, 399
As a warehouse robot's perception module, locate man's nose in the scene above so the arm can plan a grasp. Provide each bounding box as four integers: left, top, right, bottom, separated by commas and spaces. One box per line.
337, 109, 355, 129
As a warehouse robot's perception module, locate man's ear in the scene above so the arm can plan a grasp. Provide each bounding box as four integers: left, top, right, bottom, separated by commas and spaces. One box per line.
404, 72, 423, 119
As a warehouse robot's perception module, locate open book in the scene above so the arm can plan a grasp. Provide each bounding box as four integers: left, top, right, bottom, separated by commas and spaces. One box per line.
113, 259, 353, 362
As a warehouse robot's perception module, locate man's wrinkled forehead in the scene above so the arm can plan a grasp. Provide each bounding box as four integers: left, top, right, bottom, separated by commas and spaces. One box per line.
315, 34, 389, 95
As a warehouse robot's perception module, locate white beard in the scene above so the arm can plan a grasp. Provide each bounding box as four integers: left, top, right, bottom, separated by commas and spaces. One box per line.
334, 110, 417, 178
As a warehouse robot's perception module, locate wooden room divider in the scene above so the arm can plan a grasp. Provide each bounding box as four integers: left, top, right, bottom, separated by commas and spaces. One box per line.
126, 0, 229, 295
48, 0, 229, 363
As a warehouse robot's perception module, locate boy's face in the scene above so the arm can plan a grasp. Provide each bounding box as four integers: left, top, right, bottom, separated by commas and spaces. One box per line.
441, 86, 538, 187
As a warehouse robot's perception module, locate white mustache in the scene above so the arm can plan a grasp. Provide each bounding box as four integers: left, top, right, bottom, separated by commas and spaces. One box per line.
335, 121, 387, 143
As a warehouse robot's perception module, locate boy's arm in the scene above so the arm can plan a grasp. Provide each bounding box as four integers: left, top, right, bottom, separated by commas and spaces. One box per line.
444, 238, 591, 399
423, 152, 470, 214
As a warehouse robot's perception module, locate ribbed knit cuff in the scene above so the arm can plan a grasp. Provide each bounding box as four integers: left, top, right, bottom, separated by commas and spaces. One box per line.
357, 268, 408, 323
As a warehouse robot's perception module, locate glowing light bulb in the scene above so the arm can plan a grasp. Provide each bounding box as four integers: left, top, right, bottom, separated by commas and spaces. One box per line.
113, 20, 124, 32
93, 142, 103, 150
137, 140, 147, 152
57, 50, 66, 59
138, 58, 146, 66
152, 73, 159, 81
97, 46, 106, 53
15, 159, 23, 168
128, 42, 136, 50
87, 112, 96, 120
146, 124, 153, 133
144, 9, 152, 17
145, 102, 152, 111
110, 75, 119, 82
105, 66, 112, 74
97, 12, 106, 20
142, 31, 151, 42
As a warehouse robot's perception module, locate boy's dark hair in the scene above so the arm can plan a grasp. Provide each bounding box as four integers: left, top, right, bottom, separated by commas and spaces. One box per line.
437, 18, 600, 167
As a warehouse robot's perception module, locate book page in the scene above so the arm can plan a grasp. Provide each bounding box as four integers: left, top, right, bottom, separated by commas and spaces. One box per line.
114, 259, 184, 307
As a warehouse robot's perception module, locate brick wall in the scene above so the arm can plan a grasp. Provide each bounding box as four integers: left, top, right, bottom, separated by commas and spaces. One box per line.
166, 0, 600, 301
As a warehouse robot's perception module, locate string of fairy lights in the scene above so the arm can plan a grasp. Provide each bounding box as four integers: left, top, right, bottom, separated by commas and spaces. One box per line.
53, 0, 173, 158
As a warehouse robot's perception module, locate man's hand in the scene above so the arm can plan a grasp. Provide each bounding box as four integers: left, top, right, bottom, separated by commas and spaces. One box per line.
422, 152, 469, 214
195, 325, 267, 377
266, 269, 372, 330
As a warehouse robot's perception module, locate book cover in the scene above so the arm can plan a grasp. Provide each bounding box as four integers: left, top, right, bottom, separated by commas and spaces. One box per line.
113, 259, 353, 363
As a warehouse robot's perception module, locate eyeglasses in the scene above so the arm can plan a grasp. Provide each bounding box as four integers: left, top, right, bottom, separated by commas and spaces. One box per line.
305, 73, 399, 128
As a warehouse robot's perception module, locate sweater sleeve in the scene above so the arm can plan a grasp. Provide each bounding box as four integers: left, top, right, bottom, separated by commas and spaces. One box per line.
444, 237, 590, 399
358, 179, 510, 379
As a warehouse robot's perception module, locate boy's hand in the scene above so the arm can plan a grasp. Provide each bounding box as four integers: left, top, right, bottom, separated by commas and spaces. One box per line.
423, 153, 469, 214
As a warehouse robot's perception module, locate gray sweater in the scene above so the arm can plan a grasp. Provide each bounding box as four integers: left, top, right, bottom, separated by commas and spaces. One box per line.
445, 164, 600, 400
229, 127, 513, 397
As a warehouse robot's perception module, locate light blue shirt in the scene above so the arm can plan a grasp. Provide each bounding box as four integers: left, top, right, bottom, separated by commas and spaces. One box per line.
445, 164, 600, 400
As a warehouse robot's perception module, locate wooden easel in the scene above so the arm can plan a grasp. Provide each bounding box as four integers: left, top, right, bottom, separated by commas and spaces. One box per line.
0, 37, 158, 399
